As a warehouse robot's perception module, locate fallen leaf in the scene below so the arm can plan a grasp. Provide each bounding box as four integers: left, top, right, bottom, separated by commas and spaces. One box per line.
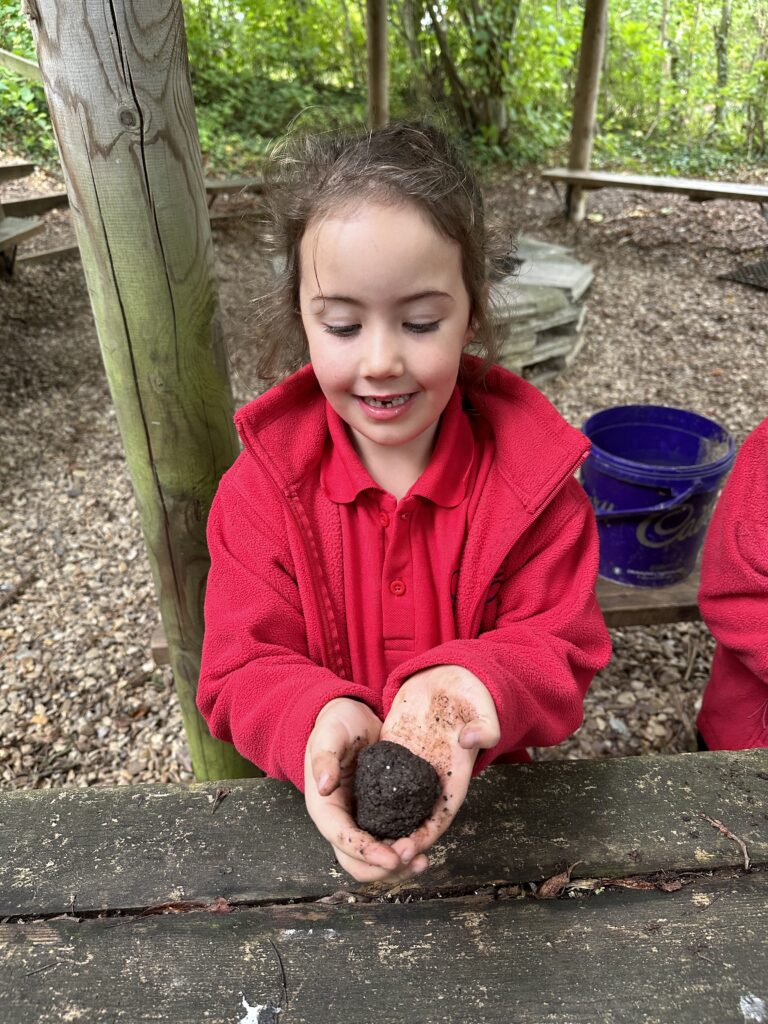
536, 861, 582, 899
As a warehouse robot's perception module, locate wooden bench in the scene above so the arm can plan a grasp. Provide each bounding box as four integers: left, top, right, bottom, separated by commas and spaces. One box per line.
542, 167, 768, 211
2, 749, 766, 1022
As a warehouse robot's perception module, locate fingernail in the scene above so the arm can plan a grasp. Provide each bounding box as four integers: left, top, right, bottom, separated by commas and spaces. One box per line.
401, 849, 413, 865
463, 731, 480, 747
318, 771, 331, 792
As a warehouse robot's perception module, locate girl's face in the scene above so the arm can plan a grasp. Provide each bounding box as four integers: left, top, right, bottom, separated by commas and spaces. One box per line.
299, 200, 473, 472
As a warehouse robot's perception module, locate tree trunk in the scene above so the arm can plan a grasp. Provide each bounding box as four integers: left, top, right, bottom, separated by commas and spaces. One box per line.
367, 0, 389, 127
713, 0, 731, 127
567, 0, 608, 222
26, 0, 261, 782
426, 3, 474, 131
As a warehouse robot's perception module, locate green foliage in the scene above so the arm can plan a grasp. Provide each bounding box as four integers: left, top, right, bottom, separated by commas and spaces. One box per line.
1, 0, 766, 176
0, 4, 56, 165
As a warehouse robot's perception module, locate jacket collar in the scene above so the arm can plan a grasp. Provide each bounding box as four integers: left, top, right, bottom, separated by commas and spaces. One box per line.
320, 387, 474, 507
233, 357, 590, 511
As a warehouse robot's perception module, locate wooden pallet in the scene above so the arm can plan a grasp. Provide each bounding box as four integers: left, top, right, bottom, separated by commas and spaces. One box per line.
2, 750, 766, 1023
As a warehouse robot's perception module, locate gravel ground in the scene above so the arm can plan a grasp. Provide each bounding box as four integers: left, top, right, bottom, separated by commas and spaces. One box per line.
1, 158, 766, 789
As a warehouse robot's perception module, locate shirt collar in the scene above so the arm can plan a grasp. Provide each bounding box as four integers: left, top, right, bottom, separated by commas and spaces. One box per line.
320, 387, 475, 508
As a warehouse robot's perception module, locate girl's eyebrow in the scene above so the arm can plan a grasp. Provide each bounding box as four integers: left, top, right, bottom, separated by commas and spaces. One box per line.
310, 289, 454, 304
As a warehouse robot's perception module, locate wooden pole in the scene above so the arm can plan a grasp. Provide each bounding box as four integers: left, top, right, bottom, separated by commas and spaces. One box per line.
567, 0, 609, 222
367, 0, 389, 128
25, 0, 261, 782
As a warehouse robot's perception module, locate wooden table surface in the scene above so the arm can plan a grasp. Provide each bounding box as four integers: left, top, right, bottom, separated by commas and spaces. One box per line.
2, 749, 767, 1023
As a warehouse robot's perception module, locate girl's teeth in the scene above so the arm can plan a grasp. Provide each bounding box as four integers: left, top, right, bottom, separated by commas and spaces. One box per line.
364, 394, 411, 408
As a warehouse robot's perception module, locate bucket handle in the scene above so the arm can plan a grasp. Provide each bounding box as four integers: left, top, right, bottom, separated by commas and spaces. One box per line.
595, 481, 699, 520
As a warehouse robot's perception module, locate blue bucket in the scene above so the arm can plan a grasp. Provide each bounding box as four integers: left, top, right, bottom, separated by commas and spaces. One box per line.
581, 405, 735, 587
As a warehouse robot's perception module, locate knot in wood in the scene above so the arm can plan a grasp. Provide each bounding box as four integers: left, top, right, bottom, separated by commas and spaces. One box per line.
119, 107, 138, 128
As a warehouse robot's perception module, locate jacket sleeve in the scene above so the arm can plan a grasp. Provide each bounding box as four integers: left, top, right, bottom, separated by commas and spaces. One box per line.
698, 422, 768, 685
381, 476, 612, 773
197, 470, 382, 791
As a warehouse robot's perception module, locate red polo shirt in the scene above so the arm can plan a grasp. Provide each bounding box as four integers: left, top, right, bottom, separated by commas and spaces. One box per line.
320, 387, 492, 691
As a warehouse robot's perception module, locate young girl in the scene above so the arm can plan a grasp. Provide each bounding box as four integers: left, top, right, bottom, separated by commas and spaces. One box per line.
697, 416, 768, 750
197, 121, 612, 883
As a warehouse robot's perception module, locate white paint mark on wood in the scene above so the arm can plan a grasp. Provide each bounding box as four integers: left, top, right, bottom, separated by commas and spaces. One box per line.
740, 994, 767, 1023
239, 996, 280, 1023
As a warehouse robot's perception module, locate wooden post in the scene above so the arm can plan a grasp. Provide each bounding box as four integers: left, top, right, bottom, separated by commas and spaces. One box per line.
25, 0, 261, 782
367, 0, 389, 128
567, 0, 608, 222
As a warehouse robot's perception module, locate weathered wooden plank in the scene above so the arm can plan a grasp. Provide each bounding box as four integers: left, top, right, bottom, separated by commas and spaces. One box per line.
203, 176, 263, 195
0, 162, 36, 183
16, 242, 80, 265
597, 566, 701, 626
2, 873, 767, 1023
2, 192, 68, 217
0, 48, 43, 83
0, 215, 44, 251
543, 168, 768, 203
2, 751, 766, 917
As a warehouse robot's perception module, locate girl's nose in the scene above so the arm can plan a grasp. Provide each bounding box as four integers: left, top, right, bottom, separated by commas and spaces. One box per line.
360, 329, 404, 378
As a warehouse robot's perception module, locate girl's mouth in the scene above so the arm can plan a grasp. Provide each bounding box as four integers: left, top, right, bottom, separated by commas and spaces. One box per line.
356, 392, 417, 419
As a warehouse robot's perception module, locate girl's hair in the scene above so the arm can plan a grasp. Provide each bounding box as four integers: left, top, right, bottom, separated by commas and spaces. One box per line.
254, 120, 502, 385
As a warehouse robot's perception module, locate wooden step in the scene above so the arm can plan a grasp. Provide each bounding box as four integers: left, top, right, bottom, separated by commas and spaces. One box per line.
0, 215, 44, 251
2, 191, 68, 217
0, 162, 35, 184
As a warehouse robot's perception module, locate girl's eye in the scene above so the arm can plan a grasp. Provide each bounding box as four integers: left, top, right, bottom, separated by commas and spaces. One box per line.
323, 324, 360, 336
405, 321, 440, 334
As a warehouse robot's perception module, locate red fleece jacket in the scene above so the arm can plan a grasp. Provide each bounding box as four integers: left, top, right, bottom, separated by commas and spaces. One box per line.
197, 358, 612, 790
697, 417, 768, 749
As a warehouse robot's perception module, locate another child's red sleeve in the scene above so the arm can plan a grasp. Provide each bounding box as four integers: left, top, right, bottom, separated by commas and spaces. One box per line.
197, 471, 381, 791
698, 420, 768, 688
382, 476, 612, 771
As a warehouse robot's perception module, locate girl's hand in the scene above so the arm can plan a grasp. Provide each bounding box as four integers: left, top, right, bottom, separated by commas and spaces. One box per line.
380, 666, 501, 870
304, 697, 430, 883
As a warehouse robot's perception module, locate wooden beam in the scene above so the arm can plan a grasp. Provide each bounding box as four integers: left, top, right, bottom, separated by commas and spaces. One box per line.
26, 0, 260, 782
567, 0, 608, 222
4, 875, 768, 1023
366, 0, 389, 128
543, 168, 768, 204
0, 47, 43, 83
2, 750, 765, 918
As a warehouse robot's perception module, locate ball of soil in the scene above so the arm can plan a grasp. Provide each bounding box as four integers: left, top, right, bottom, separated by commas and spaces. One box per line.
354, 740, 441, 839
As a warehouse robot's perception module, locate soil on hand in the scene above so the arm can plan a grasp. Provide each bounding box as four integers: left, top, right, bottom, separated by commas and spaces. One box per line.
354, 740, 440, 839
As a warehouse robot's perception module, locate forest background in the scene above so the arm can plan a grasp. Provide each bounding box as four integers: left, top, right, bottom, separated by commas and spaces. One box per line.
1, 0, 767, 178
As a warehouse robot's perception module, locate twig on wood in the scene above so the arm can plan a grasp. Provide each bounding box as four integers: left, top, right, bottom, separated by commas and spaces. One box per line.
269, 938, 289, 1008
25, 960, 62, 976
700, 812, 751, 871
211, 787, 230, 814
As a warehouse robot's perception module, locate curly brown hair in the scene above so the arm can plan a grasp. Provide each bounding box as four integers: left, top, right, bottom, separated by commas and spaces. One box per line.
253, 120, 503, 386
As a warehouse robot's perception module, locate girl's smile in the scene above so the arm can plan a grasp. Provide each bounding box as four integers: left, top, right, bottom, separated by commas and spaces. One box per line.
298, 200, 473, 494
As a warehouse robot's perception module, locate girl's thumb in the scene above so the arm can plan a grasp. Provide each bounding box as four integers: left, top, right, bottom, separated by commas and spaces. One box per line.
459, 717, 500, 751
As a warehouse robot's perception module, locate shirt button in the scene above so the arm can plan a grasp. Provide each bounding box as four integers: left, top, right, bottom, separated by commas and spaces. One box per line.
400, 511, 410, 520
389, 579, 406, 596
379, 512, 390, 527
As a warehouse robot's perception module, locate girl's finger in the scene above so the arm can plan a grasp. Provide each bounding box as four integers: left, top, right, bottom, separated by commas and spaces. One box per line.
312, 798, 402, 872
310, 750, 341, 795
